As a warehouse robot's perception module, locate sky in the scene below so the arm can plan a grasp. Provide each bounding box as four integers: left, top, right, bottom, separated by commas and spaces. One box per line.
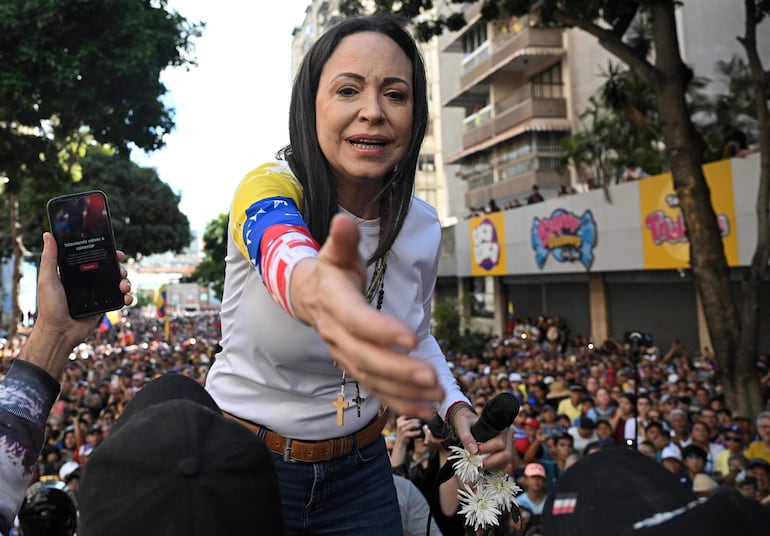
132, 1, 311, 243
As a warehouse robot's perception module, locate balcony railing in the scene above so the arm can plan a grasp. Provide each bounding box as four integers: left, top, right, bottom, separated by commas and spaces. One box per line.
493, 96, 566, 137
461, 85, 566, 148
458, 25, 562, 89
491, 27, 562, 66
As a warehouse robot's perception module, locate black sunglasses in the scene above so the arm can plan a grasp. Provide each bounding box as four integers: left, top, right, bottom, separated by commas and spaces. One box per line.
725, 436, 741, 442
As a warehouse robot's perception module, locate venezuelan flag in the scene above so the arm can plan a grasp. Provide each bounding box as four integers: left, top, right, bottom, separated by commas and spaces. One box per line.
99, 310, 122, 333
155, 284, 168, 318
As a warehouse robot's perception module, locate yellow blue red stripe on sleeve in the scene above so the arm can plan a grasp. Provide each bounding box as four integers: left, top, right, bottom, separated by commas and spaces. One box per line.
230, 162, 308, 273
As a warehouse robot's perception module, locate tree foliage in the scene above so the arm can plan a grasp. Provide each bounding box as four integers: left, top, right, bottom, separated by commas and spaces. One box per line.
559, 64, 668, 188
340, 0, 469, 41
0, 0, 202, 162
0, 0, 202, 334
2, 149, 192, 260
560, 59, 727, 188
0, 0, 203, 229
71, 150, 191, 257
433, 297, 489, 356
703, 56, 761, 156
192, 213, 229, 301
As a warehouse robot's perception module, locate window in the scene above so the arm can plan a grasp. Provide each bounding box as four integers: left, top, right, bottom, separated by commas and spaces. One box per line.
418, 154, 436, 172
498, 134, 535, 164
467, 172, 494, 191
536, 132, 566, 153
462, 23, 488, 55
532, 63, 563, 98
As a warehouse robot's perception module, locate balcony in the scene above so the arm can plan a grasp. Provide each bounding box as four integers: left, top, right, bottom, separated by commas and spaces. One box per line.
492, 88, 566, 138
452, 85, 568, 162
444, 26, 564, 109
462, 104, 494, 147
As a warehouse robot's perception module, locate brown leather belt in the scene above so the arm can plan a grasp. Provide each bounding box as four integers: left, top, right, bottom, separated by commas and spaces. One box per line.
223, 409, 388, 463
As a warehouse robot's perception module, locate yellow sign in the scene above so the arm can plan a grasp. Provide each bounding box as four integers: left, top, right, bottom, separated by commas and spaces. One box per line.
469, 211, 507, 276
640, 159, 738, 269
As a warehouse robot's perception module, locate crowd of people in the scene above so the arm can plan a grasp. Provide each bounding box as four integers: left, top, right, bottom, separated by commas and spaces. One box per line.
379, 314, 770, 534
3, 306, 769, 534
3, 10, 769, 535
1, 311, 219, 487
465, 183, 579, 219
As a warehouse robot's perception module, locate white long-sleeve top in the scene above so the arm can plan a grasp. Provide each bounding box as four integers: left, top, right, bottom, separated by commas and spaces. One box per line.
205, 161, 468, 440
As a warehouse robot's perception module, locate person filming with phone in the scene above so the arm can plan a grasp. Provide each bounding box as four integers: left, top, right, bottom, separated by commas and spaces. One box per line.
0, 232, 132, 536
390, 415, 439, 490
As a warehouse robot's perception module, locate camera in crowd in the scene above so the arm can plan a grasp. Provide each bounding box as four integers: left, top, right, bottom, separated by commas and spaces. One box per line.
416, 414, 447, 439
624, 331, 653, 349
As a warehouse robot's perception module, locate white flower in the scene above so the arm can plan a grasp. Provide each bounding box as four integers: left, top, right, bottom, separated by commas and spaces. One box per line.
479, 470, 522, 511
447, 445, 487, 483
457, 484, 502, 531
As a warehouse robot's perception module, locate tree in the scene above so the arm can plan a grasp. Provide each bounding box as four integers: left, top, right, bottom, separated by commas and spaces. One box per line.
340, 0, 470, 41
0, 0, 202, 336
559, 64, 669, 192
560, 58, 716, 191
691, 57, 757, 163
342, 0, 769, 416
734, 0, 770, 416
5, 149, 192, 259
433, 296, 489, 356
72, 150, 192, 257
192, 213, 229, 301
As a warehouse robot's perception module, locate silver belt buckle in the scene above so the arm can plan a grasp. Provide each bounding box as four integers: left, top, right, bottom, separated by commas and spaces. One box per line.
282, 436, 294, 463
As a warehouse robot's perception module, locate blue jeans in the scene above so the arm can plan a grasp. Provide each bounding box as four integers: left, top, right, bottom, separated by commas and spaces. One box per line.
271, 436, 402, 535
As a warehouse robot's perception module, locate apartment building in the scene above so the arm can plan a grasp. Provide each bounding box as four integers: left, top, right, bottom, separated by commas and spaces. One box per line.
436, 1, 770, 348
440, 4, 573, 210
437, 0, 768, 213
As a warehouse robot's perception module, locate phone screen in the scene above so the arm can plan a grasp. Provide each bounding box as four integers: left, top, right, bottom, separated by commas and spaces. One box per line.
47, 190, 124, 319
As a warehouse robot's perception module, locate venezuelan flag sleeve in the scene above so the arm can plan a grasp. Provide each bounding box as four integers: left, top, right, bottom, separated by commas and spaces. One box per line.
230, 162, 320, 317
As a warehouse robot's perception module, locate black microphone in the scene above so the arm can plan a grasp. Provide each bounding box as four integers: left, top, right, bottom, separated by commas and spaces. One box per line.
470, 393, 521, 442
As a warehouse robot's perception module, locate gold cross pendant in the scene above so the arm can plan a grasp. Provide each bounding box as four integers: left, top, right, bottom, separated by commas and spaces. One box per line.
332, 392, 349, 426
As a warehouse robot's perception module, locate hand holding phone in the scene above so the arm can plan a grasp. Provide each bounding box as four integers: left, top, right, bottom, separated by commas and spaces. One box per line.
47, 190, 125, 319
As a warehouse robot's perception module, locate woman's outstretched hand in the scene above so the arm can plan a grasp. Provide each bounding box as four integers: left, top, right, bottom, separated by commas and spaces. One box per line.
292, 213, 443, 419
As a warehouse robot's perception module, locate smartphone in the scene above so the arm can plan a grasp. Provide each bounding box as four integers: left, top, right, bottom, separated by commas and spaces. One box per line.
47, 190, 124, 319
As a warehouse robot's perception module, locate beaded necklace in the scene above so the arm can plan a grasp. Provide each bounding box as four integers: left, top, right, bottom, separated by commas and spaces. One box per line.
332, 201, 389, 426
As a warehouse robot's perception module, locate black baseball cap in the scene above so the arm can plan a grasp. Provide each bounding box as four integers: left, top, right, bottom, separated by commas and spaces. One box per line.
544, 447, 695, 536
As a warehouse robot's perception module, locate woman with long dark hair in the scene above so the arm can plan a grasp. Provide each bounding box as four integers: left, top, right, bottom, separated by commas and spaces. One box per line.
205, 15, 514, 534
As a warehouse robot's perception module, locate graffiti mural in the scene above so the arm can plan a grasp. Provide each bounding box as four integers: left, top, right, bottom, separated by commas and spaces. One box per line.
530, 209, 597, 270
470, 211, 507, 276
